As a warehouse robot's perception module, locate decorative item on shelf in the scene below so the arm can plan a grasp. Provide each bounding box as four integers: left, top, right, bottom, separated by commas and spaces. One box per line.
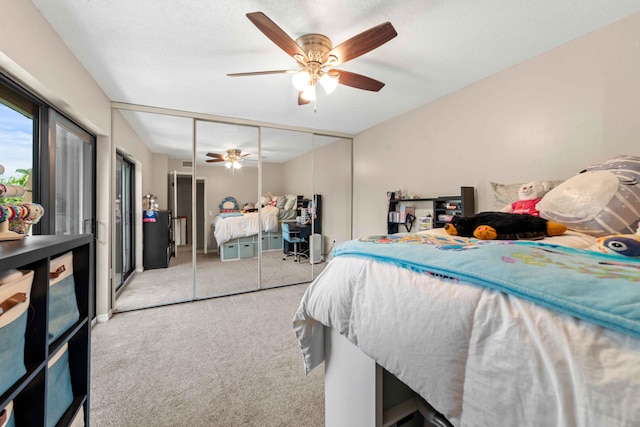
0, 203, 44, 241
142, 193, 159, 223
142, 193, 158, 211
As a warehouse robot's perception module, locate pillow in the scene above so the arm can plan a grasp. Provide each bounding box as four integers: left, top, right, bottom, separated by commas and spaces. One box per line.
275, 195, 287, 209
491, 180, 564, 210
284, 198, 296, 210
219, 196, 239, 212
539, 155, 640, 237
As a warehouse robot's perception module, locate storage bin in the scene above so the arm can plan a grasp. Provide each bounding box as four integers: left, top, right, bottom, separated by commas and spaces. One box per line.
222, 242, 239, 260
239, 242, 255, 259
269, 234, 282, 250
48, 252, 80, 344
0, 269, 33, 396
47, 343, 74, 427
1, 401, 16, 427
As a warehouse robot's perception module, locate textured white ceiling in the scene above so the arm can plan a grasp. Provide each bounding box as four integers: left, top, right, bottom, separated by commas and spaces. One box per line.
30, 0, 640, 160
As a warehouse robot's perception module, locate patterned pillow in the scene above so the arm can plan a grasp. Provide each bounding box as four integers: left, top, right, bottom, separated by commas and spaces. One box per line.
538, 155, 640, 236
284, 195, 297, 210
491, 180, 564, 210
275, 196, 287, 209
219, 196, 239, 212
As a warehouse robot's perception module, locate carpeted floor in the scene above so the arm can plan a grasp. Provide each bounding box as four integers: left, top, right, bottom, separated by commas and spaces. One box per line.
115, 246, 325, 312
91, 283, 324, 426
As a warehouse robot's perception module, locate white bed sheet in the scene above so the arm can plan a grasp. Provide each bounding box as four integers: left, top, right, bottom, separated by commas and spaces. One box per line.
293, 231, 640, 426
213, 205, 279, 246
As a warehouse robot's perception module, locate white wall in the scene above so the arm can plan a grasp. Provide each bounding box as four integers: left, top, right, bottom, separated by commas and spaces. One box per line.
0, 0, 162, 319
352, 12, 640, 238
0, 0, 114, 319
313, 139, 352, 249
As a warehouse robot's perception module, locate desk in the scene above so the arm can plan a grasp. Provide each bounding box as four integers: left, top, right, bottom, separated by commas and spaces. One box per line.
283, 223, 311, 255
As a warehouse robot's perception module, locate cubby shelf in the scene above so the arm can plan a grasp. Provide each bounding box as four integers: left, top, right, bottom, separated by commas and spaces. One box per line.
1, 235, 93, 427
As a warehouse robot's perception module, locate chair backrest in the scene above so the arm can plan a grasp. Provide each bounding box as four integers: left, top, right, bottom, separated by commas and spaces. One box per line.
281, 222, 296, 242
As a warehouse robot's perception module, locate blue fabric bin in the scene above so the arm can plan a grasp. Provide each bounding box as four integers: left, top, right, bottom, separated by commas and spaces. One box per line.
47, 344, 74, 427
0, 269, 33, 396
48, 252, 80, 344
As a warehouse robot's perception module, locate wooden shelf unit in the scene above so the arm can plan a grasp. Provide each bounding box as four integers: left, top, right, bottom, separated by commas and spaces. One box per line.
387, 186, 475, 233
0, 235, 93, 427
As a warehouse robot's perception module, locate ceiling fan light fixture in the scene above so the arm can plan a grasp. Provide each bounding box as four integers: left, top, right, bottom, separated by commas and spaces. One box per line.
225, 161, 232, 169
292, 71, 311, 91
319, 73, 339, 94
233, 161, 242, 169
301, 84, 316, 101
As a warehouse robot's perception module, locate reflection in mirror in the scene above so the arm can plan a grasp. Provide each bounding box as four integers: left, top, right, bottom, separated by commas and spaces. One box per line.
312, 134, 353, 280
194, 120, 260, 298
259, 127, 314, 288
111, 104, 353, 309
112, 110, 194, 311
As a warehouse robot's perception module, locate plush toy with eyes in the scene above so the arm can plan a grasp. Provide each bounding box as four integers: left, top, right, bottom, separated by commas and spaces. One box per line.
592, 221, 640, 257
502, 181, 550, 217
444, 211, 567, 240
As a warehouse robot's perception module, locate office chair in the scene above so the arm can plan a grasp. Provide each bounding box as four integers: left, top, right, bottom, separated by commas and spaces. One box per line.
282, 222, 308, 262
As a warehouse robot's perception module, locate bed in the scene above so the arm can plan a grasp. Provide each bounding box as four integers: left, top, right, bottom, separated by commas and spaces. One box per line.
213, 193, 310, 247
293, 227, 640, 426
213, 204, 280, 247
294, 156, 640, 427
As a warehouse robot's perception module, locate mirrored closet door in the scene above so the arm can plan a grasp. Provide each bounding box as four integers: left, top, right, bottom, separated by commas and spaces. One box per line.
194, 120, 260, 298
111, 103, 353, 311
259, 127, 314, 288
112, 109, 194, 311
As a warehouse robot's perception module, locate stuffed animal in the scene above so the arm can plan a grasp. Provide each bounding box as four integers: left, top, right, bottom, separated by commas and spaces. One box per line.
502, 181, 549, 217
591, 220, 640, 257
444, 211, 567, 240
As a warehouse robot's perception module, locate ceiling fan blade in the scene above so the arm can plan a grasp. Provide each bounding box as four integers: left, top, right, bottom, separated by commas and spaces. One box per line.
240, 153, 251, 157
298, 91, 311, 105
335, 70, 385, 91
227, 69, 296, 77
206, 159, 225, 163
246, 12, 306, 59
323, 22, 397, 66
206, 153, 224, 158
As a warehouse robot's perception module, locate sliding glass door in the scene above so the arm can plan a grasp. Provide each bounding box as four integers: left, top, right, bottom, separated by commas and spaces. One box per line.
50, 110, 95, 236
115, 152, 135, 292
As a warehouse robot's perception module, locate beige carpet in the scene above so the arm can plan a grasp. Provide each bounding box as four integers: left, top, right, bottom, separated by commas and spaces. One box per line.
91, 283, 324, 426
116, 246, 325, 312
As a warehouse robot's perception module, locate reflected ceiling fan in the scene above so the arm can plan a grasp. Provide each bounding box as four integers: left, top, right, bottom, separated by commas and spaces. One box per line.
206, 149, 250, 170
228, 12, 398, 105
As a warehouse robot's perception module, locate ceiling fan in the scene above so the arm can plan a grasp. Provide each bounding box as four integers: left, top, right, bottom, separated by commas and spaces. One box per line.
228, 12, 398, 105
206, 149, 250, 170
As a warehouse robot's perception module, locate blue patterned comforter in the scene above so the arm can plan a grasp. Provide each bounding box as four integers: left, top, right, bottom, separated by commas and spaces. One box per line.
334, 233, 640, 339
